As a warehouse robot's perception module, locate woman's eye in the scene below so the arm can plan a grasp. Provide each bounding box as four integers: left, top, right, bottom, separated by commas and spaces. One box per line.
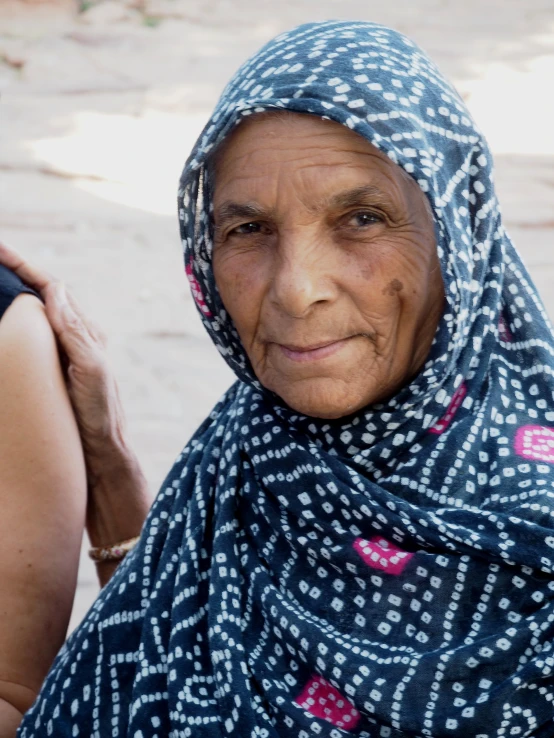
348, 211, 382, 228
231, 221, 263, 235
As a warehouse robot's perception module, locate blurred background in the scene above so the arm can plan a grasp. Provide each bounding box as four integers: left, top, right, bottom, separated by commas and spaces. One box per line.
1, 0, 553, 630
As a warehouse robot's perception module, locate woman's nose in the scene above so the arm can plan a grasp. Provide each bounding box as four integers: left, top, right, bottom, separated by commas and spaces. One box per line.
269, 230, 337, 318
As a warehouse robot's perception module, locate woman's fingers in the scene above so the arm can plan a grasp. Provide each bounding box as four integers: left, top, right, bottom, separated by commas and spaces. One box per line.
43, 282, 103, 367
0, 241, 53, 295
65, 286, 107, 346
42, 282, 125, 457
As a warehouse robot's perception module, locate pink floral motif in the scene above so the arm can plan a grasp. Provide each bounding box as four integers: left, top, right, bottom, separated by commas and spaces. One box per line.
498, 314, 514, 342
185, 262, 212, 318
353, 536, 413, 575
515, 425, 554, 464
429, 383, 467, 435
295, 675, 361, 730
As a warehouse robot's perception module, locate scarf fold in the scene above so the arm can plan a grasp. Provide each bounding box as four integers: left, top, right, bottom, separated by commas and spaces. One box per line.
20, 20, 554, 738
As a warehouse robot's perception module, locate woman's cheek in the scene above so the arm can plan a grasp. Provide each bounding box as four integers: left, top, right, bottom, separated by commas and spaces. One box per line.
215, 254, 264, 332
359, 240, 428, 302
346, 245, 401, 303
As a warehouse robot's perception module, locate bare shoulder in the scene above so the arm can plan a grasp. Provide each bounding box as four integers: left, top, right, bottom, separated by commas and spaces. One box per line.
0, 292, 72, 438
0, 292, 58, 370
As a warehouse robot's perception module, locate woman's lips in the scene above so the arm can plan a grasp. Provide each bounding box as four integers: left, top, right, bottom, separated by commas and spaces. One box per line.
276, 337, 352, 363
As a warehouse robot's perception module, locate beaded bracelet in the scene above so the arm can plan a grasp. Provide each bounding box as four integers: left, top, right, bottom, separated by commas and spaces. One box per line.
88, 535, 140, 563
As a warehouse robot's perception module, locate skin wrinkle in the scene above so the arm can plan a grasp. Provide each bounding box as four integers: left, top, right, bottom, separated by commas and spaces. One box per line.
211, 112, 445, 419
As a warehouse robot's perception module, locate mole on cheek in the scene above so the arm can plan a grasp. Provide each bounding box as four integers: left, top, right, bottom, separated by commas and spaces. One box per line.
382, 278, 404, 296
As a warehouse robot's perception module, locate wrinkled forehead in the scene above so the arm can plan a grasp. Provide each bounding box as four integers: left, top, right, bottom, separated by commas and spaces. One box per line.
206, 110, 434, 223
208, 111, 407, 177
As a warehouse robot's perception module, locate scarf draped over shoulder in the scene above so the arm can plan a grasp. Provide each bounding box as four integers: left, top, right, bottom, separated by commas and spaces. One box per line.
19, 20, 554, 738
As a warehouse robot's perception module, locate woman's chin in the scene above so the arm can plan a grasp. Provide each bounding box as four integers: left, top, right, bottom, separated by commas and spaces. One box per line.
269, 378, 373, 420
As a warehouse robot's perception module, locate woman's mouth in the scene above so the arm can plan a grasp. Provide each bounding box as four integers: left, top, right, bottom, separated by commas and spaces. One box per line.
276, 337, 353, 363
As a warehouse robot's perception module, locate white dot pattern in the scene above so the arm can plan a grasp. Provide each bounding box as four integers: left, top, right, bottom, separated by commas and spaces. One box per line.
19, 20, 554, 738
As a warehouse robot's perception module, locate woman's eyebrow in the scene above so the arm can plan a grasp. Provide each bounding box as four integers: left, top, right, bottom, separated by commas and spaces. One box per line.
324, 184, 396, 212
214, 185, 395, 226
214, 202, 268, 227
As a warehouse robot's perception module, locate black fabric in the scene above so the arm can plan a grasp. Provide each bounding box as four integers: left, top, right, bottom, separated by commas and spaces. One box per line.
0, 264, 40, 321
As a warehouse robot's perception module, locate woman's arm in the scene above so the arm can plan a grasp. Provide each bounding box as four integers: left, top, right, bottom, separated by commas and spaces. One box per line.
0, 294, 87, 735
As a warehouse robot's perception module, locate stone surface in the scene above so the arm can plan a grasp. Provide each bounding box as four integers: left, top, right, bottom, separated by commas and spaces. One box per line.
0, 0, 553, 632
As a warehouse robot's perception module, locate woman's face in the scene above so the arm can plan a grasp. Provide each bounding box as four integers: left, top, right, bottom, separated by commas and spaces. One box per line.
212, 112, 444, 419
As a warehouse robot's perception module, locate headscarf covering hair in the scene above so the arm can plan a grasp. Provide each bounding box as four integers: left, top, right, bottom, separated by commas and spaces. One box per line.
20, 20, 554, 738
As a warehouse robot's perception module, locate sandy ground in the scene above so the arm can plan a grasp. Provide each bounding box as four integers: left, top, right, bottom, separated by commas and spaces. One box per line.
0, 0, 553, 632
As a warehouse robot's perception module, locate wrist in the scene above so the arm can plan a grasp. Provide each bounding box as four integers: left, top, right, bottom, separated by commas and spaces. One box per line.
85, 429, 136, 489
86, 443, 152, 548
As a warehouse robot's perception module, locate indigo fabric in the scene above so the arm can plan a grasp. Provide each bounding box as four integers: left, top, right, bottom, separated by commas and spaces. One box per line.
19, 21, 554, 738
0, 264, 40, 319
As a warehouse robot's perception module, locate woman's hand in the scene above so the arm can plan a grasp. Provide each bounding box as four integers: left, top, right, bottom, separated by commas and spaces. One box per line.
0, 242, 152, 584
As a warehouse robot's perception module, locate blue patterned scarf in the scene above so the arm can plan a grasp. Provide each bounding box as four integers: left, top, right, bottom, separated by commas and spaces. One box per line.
20, 20, 554, 738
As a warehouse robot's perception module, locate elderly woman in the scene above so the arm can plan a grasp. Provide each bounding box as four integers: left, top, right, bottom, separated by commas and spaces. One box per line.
6, 19, 554, 738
